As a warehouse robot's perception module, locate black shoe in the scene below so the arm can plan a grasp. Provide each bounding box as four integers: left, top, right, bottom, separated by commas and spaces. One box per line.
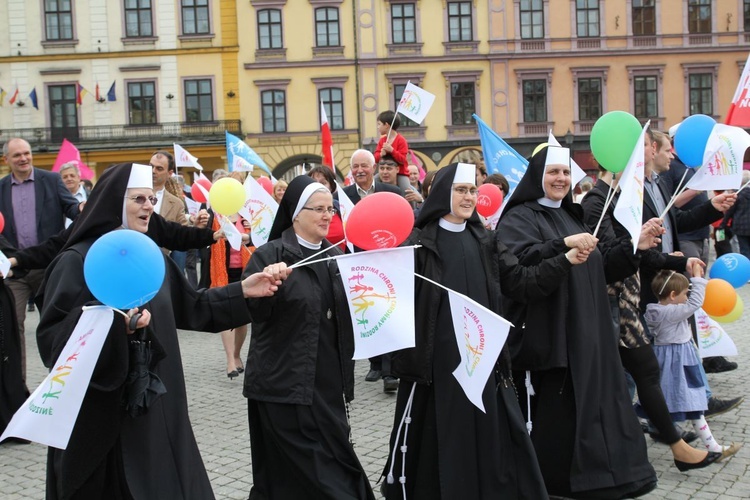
227, 370, 239, 380
703, 356, 738, 373
705, 396, 744, 418
236, 366, 244, 374
383, 376, 399, 393
27, 303, 35, 312
365, 369, 382, 382
649, 429, 698, 445
674, 451, 722, 472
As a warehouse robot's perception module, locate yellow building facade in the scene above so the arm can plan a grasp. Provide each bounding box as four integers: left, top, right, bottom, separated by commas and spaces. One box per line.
1, 1, 749, 180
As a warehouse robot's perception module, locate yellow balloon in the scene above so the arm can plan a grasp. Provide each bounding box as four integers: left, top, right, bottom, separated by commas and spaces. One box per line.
209, 177, 245, 215
710, 295, 744, 324
532, 142, 549, 157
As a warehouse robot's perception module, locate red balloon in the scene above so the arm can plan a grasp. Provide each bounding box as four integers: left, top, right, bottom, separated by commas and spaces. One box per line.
0, 211, 4, 233
476, 184, 503, 217
191, 178, 212, 203
345, 192, 414, 250
257, 177, 273, 196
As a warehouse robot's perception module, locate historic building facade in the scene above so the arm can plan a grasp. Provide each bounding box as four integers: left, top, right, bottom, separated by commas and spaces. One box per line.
1, 1, 749, 179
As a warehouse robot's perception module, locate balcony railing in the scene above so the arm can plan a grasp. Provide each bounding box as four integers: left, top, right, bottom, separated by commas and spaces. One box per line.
0, 120, 242, 147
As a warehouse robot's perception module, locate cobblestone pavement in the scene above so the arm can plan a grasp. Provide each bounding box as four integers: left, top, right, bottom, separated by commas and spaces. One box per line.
1, 285, 749, 499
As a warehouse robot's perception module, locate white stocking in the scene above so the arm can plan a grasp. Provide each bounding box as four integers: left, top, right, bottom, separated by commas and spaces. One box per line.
691, 416, 724, 452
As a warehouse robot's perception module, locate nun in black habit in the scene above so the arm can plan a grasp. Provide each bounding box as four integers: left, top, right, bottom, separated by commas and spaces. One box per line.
382, 163, 585, 500
241, 175, 375, 500
36, 163, 284, 500
496, 146, 657, 499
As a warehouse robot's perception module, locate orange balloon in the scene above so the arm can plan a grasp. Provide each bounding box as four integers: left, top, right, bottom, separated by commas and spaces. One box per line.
702, 279, 738, 317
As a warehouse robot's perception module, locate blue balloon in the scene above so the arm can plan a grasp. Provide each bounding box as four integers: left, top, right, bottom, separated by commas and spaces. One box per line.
673, 114, 716, 167
708, 253, 750, 288
84, 230, 166, 309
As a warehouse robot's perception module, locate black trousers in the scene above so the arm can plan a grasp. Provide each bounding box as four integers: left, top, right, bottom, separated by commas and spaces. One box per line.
619, 344, 682, 444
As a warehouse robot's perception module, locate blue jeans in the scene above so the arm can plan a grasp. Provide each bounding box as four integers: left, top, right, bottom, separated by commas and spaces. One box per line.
170, 250, 187, 273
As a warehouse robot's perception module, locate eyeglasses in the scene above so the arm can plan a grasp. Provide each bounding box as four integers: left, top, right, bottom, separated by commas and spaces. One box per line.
129, 195, 158, 206
453, 186, 479, 196
301, 206, 337, 215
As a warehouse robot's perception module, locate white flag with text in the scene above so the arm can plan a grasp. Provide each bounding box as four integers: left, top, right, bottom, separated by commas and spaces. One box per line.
396, 82, 435, 125
0, 307, 114, 448
447, 291, 511, 412
337, 247, 415, 360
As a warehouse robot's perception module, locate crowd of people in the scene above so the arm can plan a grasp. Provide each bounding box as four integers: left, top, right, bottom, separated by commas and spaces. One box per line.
0, 113, 746, 499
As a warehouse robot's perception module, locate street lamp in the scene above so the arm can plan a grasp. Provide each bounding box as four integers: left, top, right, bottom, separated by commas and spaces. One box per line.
564, 128, 574, 148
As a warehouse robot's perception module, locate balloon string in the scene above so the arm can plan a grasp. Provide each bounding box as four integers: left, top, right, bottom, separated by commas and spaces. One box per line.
288, 240, 346, 269
82, 304, 129, 319
659, 168, 690, 219
592, 175, 617, 239
290, 245, 422, 270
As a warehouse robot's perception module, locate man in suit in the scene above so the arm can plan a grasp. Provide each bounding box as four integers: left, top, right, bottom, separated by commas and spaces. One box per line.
1, 137, 81, 380
343, 149, 403, 392
343, 149, 403, 203
150, 151, 189, 270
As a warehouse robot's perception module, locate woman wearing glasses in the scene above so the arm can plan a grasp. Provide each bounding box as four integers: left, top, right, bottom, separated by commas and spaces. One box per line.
37, 163, 286, 500
383, 163, 585, 500
241, 175, 375, 499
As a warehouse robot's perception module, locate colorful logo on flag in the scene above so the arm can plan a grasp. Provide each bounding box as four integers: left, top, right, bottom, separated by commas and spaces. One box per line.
346, 266, 398, 338
694, 308, 738, 358
399, 91, 422, 117
461, 306, 486, 376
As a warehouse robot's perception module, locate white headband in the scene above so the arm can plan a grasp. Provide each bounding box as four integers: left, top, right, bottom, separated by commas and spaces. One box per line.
128, 163, 153, 189
453, 163, 476, 185
544, 147, 570, 168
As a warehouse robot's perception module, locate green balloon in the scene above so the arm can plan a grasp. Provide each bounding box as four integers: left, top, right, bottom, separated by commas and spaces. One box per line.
590, 111, 642, 174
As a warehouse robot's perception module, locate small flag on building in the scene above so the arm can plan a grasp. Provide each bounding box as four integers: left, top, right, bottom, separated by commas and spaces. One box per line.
107, 81, 117, 102
28, 87, 38, 110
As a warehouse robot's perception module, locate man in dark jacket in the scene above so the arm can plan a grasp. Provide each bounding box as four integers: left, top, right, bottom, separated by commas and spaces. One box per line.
1, 138, 82, 380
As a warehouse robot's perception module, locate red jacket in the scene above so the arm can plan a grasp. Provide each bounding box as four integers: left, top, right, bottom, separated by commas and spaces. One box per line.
374, 133, 409, 176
